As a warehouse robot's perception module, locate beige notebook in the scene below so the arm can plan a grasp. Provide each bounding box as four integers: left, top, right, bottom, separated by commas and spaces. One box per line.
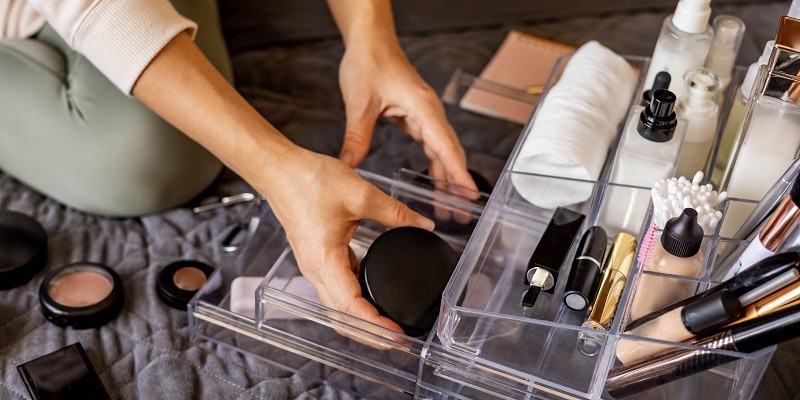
460, 30, 575, 124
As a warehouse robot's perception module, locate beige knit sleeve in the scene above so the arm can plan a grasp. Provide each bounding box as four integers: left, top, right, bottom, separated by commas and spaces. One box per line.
26, 0, 197, 94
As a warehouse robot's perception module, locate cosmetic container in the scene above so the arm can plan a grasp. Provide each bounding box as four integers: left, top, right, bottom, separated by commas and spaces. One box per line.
617, 289, 741, 365
642, 0, 713, 94
521, 207, 585, 307
602, 89, 687, 233
0, 210, 47, 290
704, 16, 745, 93
187, 52, 776, 400
577, 232, 637, 356
563, 226, 608, 311
359, 227, 459, 336
715, 41, 773, 184
721, 20, 800, 235
158, 260, 215, 310
630, 209, 704, 320
39, 262, 124, 329
675, 69, 720, 178
17, 343, 111, 400
608, 302, 800, 398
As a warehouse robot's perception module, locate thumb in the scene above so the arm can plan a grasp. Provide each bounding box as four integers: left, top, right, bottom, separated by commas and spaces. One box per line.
360, 184, 435, 231
339, 101, 378, 168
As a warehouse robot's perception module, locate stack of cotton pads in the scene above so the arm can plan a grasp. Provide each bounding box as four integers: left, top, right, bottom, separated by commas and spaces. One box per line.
512, 41, 637, 209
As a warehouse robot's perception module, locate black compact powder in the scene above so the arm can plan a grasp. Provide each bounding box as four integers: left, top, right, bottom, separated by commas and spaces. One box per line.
18, 342, 111, 400
39, 262, 124, 329
359, 227, 459, 336
157, 260, 215, 310
0, 210, 47, 290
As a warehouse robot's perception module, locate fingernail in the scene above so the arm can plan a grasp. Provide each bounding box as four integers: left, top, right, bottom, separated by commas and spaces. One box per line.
340, 151, 354, 166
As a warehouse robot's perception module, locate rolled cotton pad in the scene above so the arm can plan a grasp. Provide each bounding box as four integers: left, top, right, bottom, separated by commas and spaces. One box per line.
512, 41, 636, 208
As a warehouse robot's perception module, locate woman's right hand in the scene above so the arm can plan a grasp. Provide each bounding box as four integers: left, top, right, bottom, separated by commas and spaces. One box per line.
259, 147, 434, 336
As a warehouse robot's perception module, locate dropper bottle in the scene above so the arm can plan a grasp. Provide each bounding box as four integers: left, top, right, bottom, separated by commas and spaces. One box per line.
602, 90, 688, 233
675, 69, 720, 177
630, 208, 705, 320
642, 0, 714, 94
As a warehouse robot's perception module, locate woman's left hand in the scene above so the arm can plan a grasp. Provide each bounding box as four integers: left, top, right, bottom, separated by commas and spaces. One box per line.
336, 37, 477, 193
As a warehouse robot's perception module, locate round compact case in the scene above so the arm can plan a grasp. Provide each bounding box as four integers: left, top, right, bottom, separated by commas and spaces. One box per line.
157, 260, 215, 310
0, 210, 48, 290
359, 227, 459, 336
40, 262, 124, 329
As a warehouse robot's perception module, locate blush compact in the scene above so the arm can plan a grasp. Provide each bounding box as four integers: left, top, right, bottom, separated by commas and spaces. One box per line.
359, 227, 459, 336
39, 262, 124, 329
157, 260, 215, 310
0, 210, 47, 290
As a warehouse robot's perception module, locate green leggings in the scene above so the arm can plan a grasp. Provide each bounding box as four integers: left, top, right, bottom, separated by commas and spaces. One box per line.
0, 0, 233, 217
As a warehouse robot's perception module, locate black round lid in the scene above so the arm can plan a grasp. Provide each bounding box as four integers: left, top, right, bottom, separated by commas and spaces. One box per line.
157, 260, 215, 310
0, 210, 48, 290
661, 208, 704, 257
637, 89, 678, 142
39, 262, 124, 329
359, 227, 459, 336
681, 289, 741, 334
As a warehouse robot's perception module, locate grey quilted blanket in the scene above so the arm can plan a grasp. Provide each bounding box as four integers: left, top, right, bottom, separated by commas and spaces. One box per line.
1, 1, 796, 399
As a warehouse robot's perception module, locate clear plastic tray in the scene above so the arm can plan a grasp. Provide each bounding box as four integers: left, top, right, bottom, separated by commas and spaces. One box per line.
188, 54, 773, 399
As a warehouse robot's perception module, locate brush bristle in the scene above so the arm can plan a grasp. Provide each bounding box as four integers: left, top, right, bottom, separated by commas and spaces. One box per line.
637, 223, 658, 265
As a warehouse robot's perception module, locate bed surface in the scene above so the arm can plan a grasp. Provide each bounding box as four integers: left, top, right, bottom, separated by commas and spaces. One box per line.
1, 1, 796, 399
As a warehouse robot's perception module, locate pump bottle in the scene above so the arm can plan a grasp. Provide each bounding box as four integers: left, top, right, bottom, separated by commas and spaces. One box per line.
675, 69, 720, 178
642, 0, 713, 95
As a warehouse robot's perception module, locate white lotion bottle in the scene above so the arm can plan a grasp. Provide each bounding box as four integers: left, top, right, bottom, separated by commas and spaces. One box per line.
601, 90, 687, 234
642, 0, 713, 94
675, 69, 720, 178
716, 42, 773, 183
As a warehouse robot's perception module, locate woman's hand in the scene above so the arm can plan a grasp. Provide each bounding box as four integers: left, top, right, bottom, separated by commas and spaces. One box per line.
263, 148, 435, 336
337, 39, 477, 194
325, 0, 476, 194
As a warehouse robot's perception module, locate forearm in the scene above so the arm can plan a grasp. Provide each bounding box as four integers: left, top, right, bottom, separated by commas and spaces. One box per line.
131, 32, 299, 191
325, 0, 399, 48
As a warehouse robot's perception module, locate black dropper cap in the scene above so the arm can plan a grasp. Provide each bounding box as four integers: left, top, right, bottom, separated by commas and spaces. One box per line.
661, 208, 703, 258
637, 89, 678, 142
642, 71, 671, 106
681, 289, 741, 334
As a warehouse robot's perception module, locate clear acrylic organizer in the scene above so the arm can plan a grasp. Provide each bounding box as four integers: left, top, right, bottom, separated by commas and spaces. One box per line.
188, 53, 774, 399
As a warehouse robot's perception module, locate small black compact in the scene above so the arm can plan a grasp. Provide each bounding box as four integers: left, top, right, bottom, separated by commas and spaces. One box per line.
0, 210, 47, 290
18, 342, 111, 400
157, 260, 215, 310
39, 262, 125, 329
359, 227, 459, 336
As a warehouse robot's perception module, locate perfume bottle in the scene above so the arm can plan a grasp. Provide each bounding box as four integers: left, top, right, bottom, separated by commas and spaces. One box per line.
675, 69, 720, 178
642, 0, 713, 94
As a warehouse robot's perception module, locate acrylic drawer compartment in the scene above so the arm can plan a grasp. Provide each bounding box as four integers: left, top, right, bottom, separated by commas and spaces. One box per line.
435, 170, 654, 399
254, 169, 483, 396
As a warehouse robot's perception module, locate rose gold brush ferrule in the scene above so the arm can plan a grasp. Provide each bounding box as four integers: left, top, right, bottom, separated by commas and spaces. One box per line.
728, 280, 800, 327
759, 196, 800, 250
